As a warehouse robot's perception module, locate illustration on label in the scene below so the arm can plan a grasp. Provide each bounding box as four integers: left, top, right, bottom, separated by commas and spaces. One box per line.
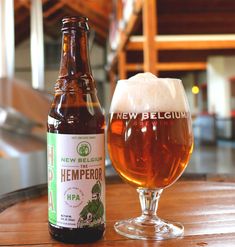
78, 180, 104, 227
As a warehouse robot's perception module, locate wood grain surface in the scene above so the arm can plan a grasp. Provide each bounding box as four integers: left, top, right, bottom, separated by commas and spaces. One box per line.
0, 181, 235, 246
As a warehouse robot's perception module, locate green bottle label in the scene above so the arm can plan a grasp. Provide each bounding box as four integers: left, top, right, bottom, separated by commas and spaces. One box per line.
47, 133, 105, 228
47, 133, 57, 225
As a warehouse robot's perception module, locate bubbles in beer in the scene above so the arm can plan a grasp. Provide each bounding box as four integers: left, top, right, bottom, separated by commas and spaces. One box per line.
110, 72, 189, 113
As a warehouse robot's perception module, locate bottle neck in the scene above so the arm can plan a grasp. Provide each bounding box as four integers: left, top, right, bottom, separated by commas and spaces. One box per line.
59, 30, 92, 79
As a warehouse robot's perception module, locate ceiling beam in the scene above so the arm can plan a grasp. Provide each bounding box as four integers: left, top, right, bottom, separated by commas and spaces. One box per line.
62, 0, 109, 32
84, 1, 112, 19
63, 4, 107, 39
15, 7, 30, 25
43, 2, 64, 18
15, 19, 30, 45
14, 0, 30, 11
14, 0, 110, 46
14, 0, 23, 11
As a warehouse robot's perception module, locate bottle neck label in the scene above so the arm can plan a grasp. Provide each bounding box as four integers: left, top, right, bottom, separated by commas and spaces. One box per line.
47, 133, 105, 229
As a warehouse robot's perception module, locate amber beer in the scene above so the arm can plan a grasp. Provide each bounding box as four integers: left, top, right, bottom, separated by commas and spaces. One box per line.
107, 74, 193, 240
47, 17, 105, 243
108, 110, 193, 188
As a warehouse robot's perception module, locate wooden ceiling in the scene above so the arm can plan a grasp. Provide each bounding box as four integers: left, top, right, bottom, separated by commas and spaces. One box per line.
15, 0, 235, 47
14, 0, 112, 46
132, 0, 235, 35
157, 0, 235, 35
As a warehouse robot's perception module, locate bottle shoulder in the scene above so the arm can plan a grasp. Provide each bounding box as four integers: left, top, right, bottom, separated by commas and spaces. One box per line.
55, 75, 96, 93
47, 104, 105, 134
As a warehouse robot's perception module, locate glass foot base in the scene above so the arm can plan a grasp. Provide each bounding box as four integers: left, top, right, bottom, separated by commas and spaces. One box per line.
114, 216, 184, 240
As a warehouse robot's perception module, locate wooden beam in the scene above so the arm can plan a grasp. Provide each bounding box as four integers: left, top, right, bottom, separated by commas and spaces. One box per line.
15, 19, 30, 46
127, 35, 235, 50
63, 0, 108, 31
15, 6, 30, 25
125, 63, 144, 71
126, 40, 143, 50
14, 0, 30, 11
143, 0, 157, 74
43, 2, 64, 18
109, 0, 143, 70
43, 7, 107, 42
118, 50, 126, 79
15, 6, 30, 45
109, 70, 116, 99
42, 10, 64, 24
125, 62, 206, 71
19, 0, 30, 9
63, 2, 108, 39
117, 0, 123, 22
157, 62, 206, 71
124, 1, 142, 36
78, 1, 110, 23
156, 40, 235, 50
116, 0, 126, 79
14, 0, 23, 11
84, 0, 112, 20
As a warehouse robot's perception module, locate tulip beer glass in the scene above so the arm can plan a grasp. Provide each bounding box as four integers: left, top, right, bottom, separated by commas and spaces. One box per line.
107, 73, 193, 240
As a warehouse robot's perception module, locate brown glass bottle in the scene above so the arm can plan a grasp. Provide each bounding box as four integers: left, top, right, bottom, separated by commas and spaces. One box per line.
47, 17, 105, 243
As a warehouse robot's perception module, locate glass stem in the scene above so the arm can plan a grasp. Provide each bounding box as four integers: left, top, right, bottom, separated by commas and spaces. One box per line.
137, 188, 163, 218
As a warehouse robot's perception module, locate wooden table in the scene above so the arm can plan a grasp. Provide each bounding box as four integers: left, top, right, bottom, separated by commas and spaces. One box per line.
1, 181, 235, 246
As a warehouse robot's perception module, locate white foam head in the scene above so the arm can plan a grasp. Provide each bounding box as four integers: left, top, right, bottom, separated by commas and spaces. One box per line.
110, 72, 189, 113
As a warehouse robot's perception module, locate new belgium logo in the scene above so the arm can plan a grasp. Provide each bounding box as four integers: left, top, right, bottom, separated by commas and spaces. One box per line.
77, 141, 91, 157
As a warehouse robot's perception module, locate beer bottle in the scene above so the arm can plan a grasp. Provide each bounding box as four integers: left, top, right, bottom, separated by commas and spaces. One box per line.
47, 17, 105, 243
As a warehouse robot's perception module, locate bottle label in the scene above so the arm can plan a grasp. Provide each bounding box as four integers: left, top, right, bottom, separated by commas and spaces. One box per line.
47, 133, 105, 229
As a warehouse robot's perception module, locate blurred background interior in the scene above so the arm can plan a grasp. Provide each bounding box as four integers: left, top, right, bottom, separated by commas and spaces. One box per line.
1, 0, 235, 196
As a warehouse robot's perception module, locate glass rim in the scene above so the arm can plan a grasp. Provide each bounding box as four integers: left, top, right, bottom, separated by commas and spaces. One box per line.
117, 77, 182, 84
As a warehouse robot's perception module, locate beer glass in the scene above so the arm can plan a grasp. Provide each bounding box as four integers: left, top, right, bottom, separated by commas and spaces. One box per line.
107, 73, 193, 240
